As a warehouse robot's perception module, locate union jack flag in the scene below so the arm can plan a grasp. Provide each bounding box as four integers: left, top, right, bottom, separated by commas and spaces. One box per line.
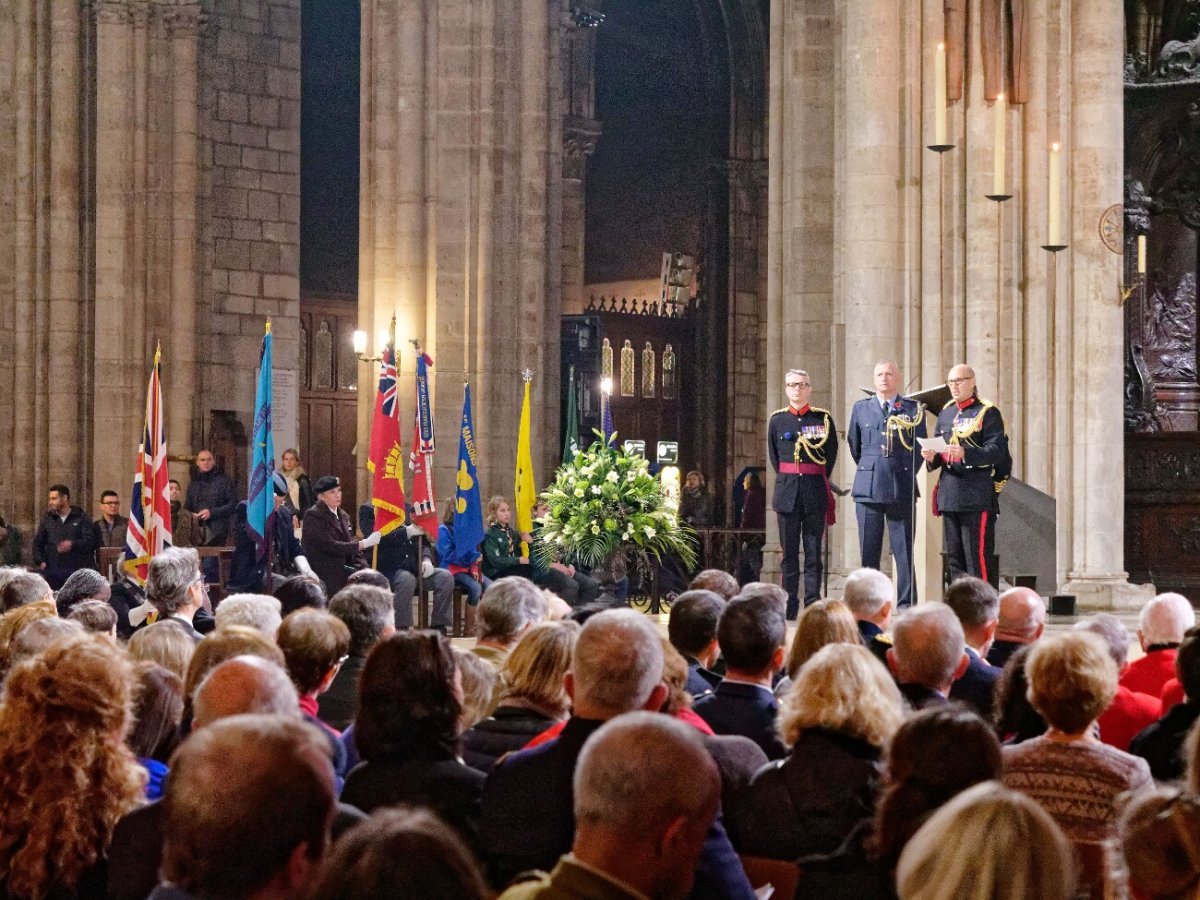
124, 345, 172, 584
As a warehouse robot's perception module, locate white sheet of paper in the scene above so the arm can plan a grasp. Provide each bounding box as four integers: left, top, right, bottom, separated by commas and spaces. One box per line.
754, 887, 775, 900
918, 435, 950, 453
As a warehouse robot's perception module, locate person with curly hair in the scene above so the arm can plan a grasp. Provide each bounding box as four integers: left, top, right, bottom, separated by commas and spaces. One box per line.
0, 633, 145, 898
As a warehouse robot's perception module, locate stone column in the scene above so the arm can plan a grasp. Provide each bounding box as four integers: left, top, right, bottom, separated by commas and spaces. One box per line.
1058, 0, 1151, 609
764, 0, 836, 583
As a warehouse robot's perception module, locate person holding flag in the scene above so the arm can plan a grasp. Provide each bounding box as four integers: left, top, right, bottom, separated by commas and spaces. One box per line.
437, 383, 490, 609
367, 318, 407, 539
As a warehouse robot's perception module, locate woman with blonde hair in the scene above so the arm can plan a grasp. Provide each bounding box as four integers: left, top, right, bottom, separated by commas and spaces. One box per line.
481, 496, 531, 581
462, 620, 578, 773
0, 633, 146, 898
127, 619, 197, 681
897, 781, 1076, 900
279, 447, 316, 519
775, 598, 861, 695
729, 643, 904, 862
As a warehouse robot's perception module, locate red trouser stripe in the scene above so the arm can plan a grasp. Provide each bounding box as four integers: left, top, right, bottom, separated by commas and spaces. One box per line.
978, 511, 989, 582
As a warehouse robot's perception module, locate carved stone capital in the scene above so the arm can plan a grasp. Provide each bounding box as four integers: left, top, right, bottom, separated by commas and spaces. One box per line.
94, 0, 134, 25
161, 2, 203, 35
563, 115, 602, 180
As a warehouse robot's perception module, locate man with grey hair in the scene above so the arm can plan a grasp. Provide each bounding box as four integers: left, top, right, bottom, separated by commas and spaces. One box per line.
499, 713, 722, 900
1122, 591, 1197, 698
192, 656, 300, 729
843, 567, 895, 664
887, 605, 969, 710
214, 593, 283, 637
144, 547, 207, 641
1075, 614, 1162, 752
480, 609, 754, 898
0, 571, 54, 613
943, 576, 1002, 716
768, 368, 839, 618
987, 586, 1047, 667
472, 576, 548, 669
317, 583, 395, 731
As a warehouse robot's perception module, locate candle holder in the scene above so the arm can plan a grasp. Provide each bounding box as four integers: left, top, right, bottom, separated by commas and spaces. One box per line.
985, 194, 1013, 203
1040, 244, 1068, 253
927, 143, 955, 153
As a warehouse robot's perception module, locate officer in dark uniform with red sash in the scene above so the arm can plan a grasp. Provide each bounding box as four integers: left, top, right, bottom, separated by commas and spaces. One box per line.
921, 364, 1011, 588
768, 369, 839, 618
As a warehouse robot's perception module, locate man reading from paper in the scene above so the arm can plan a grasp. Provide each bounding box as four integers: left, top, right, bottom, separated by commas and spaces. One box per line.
920, 364, 1010, 588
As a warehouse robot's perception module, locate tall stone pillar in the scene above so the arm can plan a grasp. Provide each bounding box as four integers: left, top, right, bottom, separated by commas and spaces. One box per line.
360, 0, 563, 505
1058, 0, 1150, 609
764, 0, 836, 583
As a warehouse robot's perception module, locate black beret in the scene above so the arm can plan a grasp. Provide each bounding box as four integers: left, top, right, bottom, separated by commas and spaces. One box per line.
313, 475, 340, 495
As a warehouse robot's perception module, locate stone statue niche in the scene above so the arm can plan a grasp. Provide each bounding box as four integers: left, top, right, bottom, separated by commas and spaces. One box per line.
641, 342, 656, 398
620, 339, 635, 397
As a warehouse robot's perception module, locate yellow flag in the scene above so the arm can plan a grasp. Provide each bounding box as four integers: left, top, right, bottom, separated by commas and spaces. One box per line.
514, 378, 536, 556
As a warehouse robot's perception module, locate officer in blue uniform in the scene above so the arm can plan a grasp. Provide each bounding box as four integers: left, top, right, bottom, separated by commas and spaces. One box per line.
768, 369, 838, 618
847, 360, 926, 608
921, 364, 1011, 588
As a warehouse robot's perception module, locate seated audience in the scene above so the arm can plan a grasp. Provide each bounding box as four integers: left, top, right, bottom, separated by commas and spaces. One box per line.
992, 644, 1048, 744
481, 496, 532, 581
1122, 591, 1195, 698
887, 603, 969, 710
896, 781, 1077, 900
150, 716, 336, 900
214, 591, 283, 636
1075, 613, 1162, 752
471, 576, 548, 669
668, 589, 725, 700
1002, 631, 1152, 889
181, 625, 286, 728
694, 593, 788, 759
498, 713, 721, 900
1120, 788, 1200, 900
277, 608, 352, 735
319, 583, 395, 731
455, 647, 499, 732
191, 656, 298, 729
67, 598, 118, 635
359, 503, 454, 632
274, 573, 327, 615
729, 643, 904, 863
345, 568, 391, 591
463, 620, 578, 773
479, 608, 753, 898
438, 497, 491, 611
339, 632, 486, 849
146, 547, 208, 641
986, 586, 1046, 667
55, 566, 111, 617
127, 619, 196, 681
0, 571, 53, 612
127, 663, 184, 800
308, 808, 488, 900
943, 576, 1003, 716
0, 633, 145, 899
530, 501, 600, 606
1130, 624, 1200, 780
8, 617, 84, 672
843, 567, 895, 664
0, 599, 57, 681
870, 707, 1003, 873
688, 568, 740, 600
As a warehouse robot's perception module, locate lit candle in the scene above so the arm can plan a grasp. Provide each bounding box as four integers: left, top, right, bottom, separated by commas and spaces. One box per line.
1048, 142, 1061, 245
934, 43, 947, 145
993, 94, 1006, 195
1137, 234, 1146, 275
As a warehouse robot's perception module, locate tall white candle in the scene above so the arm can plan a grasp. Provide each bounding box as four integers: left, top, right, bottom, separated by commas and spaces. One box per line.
935, 43, 947, 145
993, 94, 1006, 195
1137, 234, 1146, 274
1048, 143, 1061, 245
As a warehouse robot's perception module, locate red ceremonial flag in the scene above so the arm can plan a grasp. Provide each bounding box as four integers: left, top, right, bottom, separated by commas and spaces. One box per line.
409, 348, 438, 535
367, 333, 407, 537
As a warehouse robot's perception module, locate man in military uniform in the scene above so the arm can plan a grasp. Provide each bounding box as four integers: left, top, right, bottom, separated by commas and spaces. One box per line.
921, 364, 1011, 588
768, 369, 839, 618
847, 360, 926, 607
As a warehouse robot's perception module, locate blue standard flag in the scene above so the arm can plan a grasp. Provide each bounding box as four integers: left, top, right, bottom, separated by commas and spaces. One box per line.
453, 382, 485, 555
247, 322, 275, 559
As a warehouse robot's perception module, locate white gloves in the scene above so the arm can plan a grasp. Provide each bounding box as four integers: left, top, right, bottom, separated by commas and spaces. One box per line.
360, 530, 382, 549
421, 559, 435, 578
405, 524, 424, 538
294, 555, 315, 578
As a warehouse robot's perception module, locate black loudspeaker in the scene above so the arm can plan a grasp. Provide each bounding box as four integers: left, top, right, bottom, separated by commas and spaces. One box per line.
1049, 594, 1076, 616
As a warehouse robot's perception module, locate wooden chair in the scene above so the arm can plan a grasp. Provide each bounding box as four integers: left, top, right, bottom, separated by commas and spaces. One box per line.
450, 586, 477, 638
739, 854, 800, 900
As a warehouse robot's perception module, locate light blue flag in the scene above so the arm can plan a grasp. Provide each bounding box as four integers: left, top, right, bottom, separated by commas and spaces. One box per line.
452, 383, 486, 561
247, 323, 275, 558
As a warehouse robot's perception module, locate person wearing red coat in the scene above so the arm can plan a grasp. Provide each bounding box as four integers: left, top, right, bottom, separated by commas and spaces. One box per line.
1076, 614, 1163, 752
1120, 592, 1195, 698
